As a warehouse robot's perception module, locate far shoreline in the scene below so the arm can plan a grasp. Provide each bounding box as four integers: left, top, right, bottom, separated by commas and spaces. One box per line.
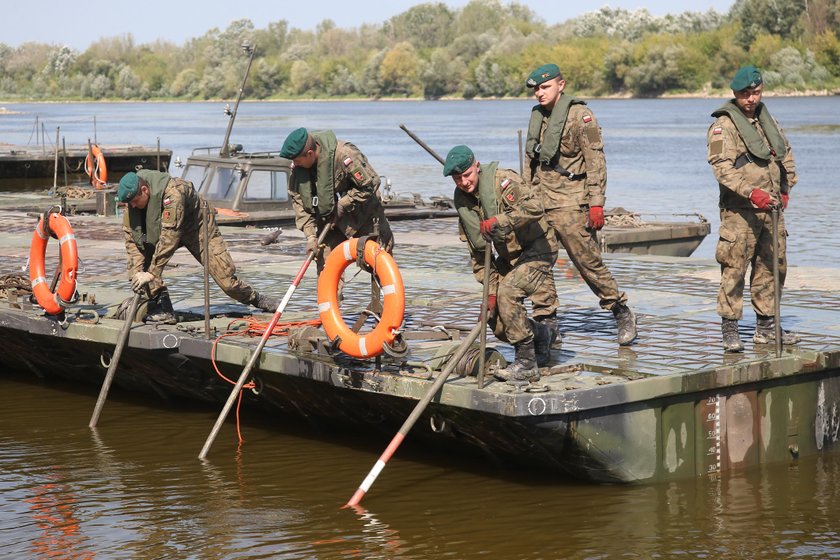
2, 88, 838, 108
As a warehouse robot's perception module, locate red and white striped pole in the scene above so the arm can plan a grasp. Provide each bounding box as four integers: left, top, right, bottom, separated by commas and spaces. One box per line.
346, 321, 484, 506
199, 224, 331, 460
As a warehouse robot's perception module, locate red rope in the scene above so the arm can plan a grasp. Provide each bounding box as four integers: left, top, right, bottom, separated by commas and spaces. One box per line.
210, 316, 322, 443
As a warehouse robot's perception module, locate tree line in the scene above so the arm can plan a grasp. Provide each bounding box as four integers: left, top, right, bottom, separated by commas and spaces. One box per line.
1, 0, 838, 101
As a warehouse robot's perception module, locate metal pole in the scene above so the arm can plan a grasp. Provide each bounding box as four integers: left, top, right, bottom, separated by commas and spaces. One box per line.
346, 321, 484, 507
771, 207, 782, 358
53, 127, 60, 192
94, 116, 97, 145
203, 200, 211, 339
89, 293, 141, 427
477, 241, 492, 389
220, 43, 256, 158
517, 129, 524, 176
156, 137, 161, 171
62, 137, 68, 187
198, 223, 332, 460
399, 124, 445, 165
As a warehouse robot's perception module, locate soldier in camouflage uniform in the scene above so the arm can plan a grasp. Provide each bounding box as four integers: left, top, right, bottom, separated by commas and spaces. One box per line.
117, 170, 278, 324
279, 127, 394, 272
524, 63, 637, 346
707, 65, 800, 352
444, 145, 559, 385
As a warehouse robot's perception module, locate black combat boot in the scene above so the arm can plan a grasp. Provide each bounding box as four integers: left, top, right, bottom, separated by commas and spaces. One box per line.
612, 303, 637, 346
753, 315, 801, 345
253, 292, 279, 313
530, 319, 556, 367
536, 314, 562, 349
495, 339, 540, 385
721, 318, 744, 353
145, 289, 176, 325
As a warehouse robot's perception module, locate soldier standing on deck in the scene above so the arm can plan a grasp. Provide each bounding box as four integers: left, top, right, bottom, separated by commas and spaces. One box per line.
279, 127, 394, 272
444, 145, 560, 385
706, 65, 800, 352
117, 170, 278, 324
523, 63, 637, 346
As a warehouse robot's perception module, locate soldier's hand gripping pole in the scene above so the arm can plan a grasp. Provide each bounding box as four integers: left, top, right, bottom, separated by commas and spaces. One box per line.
89, 292, 142, 428
771, 205, 782, 358
345, 320, 484, 507
198, 223, 333, 460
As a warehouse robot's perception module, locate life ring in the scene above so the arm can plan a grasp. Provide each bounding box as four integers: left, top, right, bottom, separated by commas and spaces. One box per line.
316, 238, 404, 358
84, 144, 108, 189
29, 212, 78, 315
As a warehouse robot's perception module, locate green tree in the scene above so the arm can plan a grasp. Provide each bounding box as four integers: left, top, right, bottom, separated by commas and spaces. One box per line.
384, 3, 455, 49
379, 42, 421, 96
732, 0, 807, 46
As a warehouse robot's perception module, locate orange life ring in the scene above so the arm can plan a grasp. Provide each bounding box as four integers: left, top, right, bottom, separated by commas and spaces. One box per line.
29, 212, 79, 315
84, 144, 108, 189
316, 238, 404, 358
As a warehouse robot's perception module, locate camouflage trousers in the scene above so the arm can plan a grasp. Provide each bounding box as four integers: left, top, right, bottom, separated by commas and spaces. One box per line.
132, 226, 258, 306
490, 258, 558, 345
716, 208, 787, 320
546, 206, 627, 310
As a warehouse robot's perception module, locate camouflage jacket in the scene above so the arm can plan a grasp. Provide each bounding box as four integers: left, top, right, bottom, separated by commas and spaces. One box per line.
289, 139, 387, 239
456, 165, 556, 293
707, 105, 797, 210
123, 176, 202, 279
525, 103, 607, 209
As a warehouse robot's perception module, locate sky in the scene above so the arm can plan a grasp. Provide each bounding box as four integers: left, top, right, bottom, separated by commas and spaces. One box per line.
2, 0, 735, 52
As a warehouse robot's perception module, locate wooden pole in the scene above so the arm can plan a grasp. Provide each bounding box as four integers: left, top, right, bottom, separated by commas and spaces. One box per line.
198, 224, 332, 460
771, 206, 782, 358
346, 321, 484, 507
89, 293, 141, 427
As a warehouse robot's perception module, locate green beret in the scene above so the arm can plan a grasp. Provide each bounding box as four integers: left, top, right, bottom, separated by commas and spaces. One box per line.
280, 127, 310, 159
730, 65, 763, 91
117, 172, 139, 202
443, 145, 475, 176
526, 63, 562, 88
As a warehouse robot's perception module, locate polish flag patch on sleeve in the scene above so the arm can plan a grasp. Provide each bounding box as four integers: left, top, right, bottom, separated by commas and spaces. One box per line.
163, 197, 171, 205
713, 127, 723, 135
501, 178, 511, 188
582, 115, 592, 123
343, 157, 353, 167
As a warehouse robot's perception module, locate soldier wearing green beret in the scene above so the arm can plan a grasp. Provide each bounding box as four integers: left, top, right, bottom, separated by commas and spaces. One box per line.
707, 65, 799, 352
280, 127, 393, 272
445, 145, 559, 385
117, 170, 278, 323
524, 63, 637, 346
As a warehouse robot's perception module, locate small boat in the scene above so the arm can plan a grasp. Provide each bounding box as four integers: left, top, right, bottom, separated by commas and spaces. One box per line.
0, 143, 171, 186
600, 208, 711, 258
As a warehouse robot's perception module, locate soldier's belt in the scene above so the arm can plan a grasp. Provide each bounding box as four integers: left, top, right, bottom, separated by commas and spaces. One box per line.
540, 163, 587, 180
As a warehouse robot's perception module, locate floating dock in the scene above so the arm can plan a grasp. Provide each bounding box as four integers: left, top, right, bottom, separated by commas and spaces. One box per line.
0, 211, 837, 483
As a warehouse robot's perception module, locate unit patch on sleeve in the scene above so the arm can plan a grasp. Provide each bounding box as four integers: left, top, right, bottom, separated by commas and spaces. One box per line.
354, 171, 363, 181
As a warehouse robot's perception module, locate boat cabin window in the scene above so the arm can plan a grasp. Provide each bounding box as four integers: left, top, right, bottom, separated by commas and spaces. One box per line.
181, 164, 210, 193
202, 167, 240, 201
243, 170, 289, 201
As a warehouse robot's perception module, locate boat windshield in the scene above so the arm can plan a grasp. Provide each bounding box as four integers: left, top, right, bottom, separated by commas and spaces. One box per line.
182, 164, 210, 193
201, 167, 239, 201
243, 170, 289, 201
